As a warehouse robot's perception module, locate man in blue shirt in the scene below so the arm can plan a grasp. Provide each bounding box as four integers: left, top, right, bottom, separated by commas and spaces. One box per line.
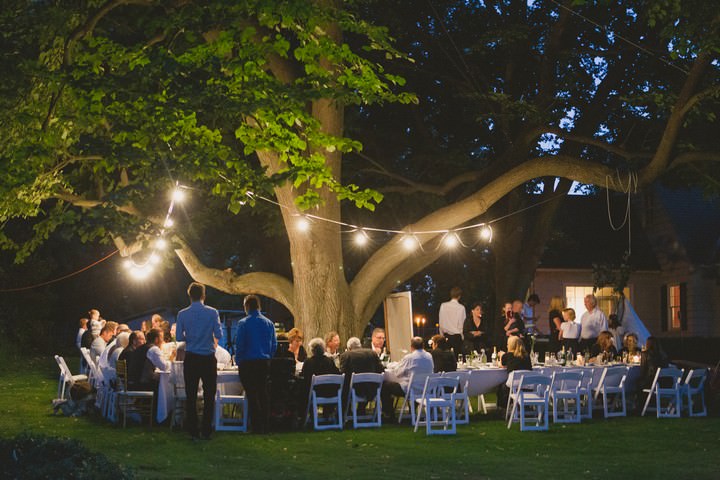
234, 294, 277, 434
175, 282, 223, 440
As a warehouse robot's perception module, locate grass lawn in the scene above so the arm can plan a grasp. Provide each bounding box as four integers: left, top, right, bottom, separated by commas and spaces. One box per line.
2, 356, 719, 479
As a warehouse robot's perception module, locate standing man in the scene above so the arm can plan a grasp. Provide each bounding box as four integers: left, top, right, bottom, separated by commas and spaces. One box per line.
175, 282, 223, 441
439, 286, 466, 359
579, 294, 608, 351
234, 294, 277, 434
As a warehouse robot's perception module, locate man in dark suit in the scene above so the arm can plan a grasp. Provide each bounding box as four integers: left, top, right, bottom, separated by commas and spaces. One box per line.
339, 337, 384, 412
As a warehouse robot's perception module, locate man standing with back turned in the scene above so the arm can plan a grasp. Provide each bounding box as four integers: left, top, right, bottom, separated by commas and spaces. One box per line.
235, 294, 277, 434
175, 282, 223, 440
439, 286, 466, 359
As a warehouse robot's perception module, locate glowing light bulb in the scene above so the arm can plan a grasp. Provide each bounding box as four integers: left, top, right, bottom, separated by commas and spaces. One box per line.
155, 238, 168, 250
164, 218, 174, 228
296, 216, 310, 232
149, 253, 161, 265
443, 233, 459, 248
123, 259, 133, 269
479, 225, 493, 242
130, 264, 153, 280
171, 188, 186, 203
402, 235, 418, 251
354, 230, 368, 246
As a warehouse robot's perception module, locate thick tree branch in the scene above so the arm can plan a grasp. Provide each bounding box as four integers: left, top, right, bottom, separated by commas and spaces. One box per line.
669, 151, 720, 169
173, 237, 296, 314
54, 191, 144, 217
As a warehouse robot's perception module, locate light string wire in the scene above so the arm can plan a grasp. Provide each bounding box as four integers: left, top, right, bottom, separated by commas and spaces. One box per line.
0, 249, 119, 293
548, 0, 690, 76
605, 170, 638, 255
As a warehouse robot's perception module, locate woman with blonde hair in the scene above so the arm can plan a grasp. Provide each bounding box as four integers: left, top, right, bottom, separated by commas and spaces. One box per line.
589, 331, 617, 362
287, 327, 307, 363
547, 296, 565, 352
497, 335, 532, 413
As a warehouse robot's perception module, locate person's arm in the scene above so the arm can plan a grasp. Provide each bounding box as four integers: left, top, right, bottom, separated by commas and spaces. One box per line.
213, 310, 223, 343
552, 314, 563, 334
175, 315, 185, 342
148, 346, 170, 371
269, 324, 277, 357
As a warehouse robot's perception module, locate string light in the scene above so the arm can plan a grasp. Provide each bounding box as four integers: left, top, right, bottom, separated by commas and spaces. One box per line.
354, 229, 369, 246
296, 216, 311, 232
443, 232, 459, 248
479, 225, 493, 242
123, 180, 188, 281
402, 235, 418, 251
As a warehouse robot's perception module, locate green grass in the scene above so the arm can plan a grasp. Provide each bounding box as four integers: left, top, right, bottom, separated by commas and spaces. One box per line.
2, 356, 720, 479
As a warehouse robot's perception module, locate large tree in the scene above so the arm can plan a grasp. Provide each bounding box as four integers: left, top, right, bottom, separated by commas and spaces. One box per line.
1, 0, 718, 340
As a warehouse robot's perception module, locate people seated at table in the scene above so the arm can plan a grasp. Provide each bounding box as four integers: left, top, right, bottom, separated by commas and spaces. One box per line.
496, 335, 532, 411
108, 332, 130, 370
90, 324, 115, 364
588, 331, 617, 363
369, 327, 389, 360
620, 332, 640, 358
339, 337, 384, 411
463, 302, 489, 354
380, 336, 434, 421
559, 308, 580, 352
287, 327, 307, 363
324, 331, 341, 358
138, 328, 174, 391
547, 296, 565, 353
123, 331, 151, 390
300, 338, 340, 416
430, 334, 457, 373
215, 343, 232, 366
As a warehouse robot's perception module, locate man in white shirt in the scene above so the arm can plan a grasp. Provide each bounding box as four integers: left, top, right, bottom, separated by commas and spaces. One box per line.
580, 294, 608, 351
439, 286, 466, 359
90, 324, 114, 364
381, 336, 434, 420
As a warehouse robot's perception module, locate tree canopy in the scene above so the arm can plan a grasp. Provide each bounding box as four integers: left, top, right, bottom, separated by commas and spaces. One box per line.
1, 0, 718, 340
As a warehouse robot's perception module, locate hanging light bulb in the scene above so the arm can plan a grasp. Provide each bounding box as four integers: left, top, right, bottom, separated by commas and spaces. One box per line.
129, 264, 153, 280
296, 216, 310, 232
149, 253, 161, 265
354, 230, 369, 246
123, 259, 133, 269
443, 232, 459, 248
171, 188, 186, 203
402, 235, 418, 251
164, 217, 174, 228
155, 238, 168, 250
479, 225, 493, 242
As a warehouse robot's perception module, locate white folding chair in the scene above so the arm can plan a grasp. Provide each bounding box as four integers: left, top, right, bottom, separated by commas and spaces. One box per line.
550, 371, 583, 423
641, 367, 684, 418
54, 355, 88, 400
79, 347, 99, 388
397, 372, 432, 424
345, 372, 383, 429
681, 368, 708, 417
566, 368, 593, 419
443, 371, 471, 424
509, 374, 551, 431
593, 366, 628, 418
215, 377, 248, 432
505, 369, 533, 425
413, 375, 459, 435
305, 373, 345, 430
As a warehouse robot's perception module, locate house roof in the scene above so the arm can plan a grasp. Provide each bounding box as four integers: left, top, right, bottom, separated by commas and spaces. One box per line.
655, 186, 720, 266
538, 193, 660, 270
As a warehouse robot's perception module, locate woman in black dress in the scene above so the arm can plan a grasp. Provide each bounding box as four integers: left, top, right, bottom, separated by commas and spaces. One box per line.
547, 296, 565, 353
430, 334, 457, 373
463, 302, 489, 354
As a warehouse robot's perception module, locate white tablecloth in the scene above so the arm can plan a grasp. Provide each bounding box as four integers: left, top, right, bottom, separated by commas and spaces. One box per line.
157, 367, 241, 424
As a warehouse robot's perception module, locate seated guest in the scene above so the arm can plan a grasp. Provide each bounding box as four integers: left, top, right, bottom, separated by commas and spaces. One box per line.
559, 308, 580, 352
76, 318, 88, 349
124, 332, 151, 390
639, 336, 669, 390
159, 319, 172, 343
380, 336, 433, 420
324, 331, 341, 357
301, 338, 340, 404
589, 331, 617, 362
369, 328, 389, 360
138, 328, 174, 391
215, 343, 232, 366
463, 302, 489, 354
621, 332, 640, 358
109, 332, 130, 370
430, 334, 457, 373
90, 324, 115, 364
287, 327, 307, 363
496, 335, 532, 410
339, 337, 384, 409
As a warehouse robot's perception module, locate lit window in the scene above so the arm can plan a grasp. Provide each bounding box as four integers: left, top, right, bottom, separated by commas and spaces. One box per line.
565, 285, 631, 319
668, 285, 682, 330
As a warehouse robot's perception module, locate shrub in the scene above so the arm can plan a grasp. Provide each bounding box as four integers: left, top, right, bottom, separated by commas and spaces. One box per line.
0, 432, 134, 479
